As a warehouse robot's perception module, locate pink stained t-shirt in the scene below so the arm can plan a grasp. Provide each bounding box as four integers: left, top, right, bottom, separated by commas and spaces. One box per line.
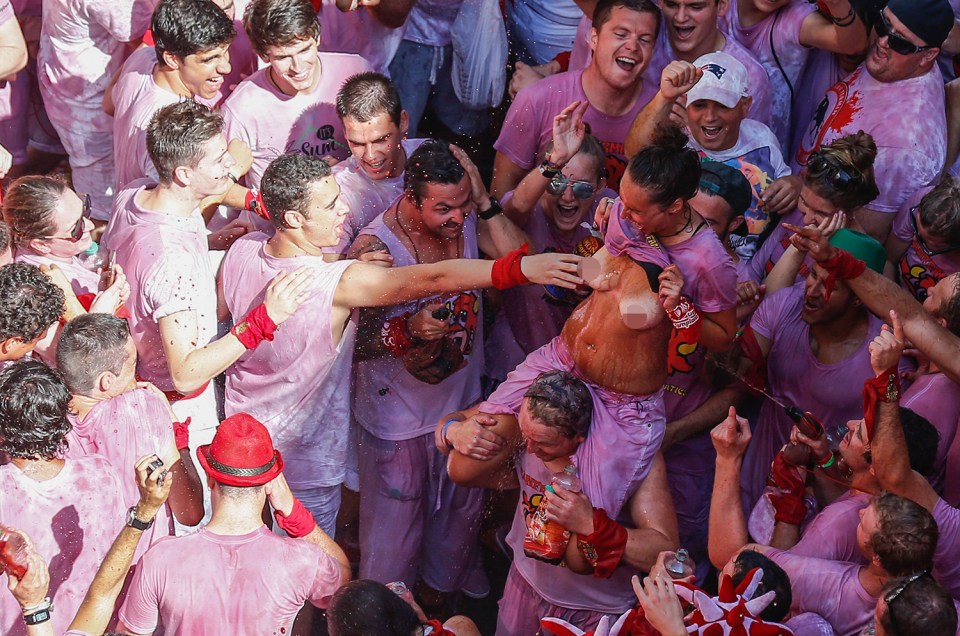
495, 69, 659, 192
101, 181, 218, 391
329, 137, 427, 257
111, 47, 183, 191
13, 248, 101, 298
220, 234, 356, 490
931, 498, 960, 599
506, 447, 641, 614
353, 212, 483, 442
38, 0, 156, 133
720, 0, 815, 148
221, 52, 374, 232
903, 374, 960, 496
0, 456, 126, 636
789, 490, 869, 564
317, 0, 405, 75
794, 64, 946, 214
765, 548, 874, 636
118, 526, 344, 635
65, 388, 176, 562
742, 282, 884, 509
0, 1, 30, 165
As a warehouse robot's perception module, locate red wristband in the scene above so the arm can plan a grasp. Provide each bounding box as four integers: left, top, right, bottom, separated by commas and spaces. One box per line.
819, 248, 866, 301
245, 189, 270, 221
580, 508, 628, 578
274, 497, 317, 538
231, 303, 278, 349
381, 313, 416, 356
173, 417, 191, 451
862, 366, 900, 441
491, 243, 531, 290
771, 489, 807, 525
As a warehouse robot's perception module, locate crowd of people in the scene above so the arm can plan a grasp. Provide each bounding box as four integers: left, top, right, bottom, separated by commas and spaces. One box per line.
0, 0, 959, 635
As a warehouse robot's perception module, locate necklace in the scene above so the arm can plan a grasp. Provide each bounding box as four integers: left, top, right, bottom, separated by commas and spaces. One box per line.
659, 205, 694, 238
394, 203, 462, 264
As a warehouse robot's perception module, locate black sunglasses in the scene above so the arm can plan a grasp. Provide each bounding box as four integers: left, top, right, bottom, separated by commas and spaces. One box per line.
884, 571, 928, 635
808, 154, 862, 189
910, 206, 960, 257
40, 193, 91, 242
546, 174, 597, 200
875, 11, 934, 56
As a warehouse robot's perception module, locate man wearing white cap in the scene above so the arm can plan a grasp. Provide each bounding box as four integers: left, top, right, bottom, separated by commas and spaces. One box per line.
627, 51, 794, 260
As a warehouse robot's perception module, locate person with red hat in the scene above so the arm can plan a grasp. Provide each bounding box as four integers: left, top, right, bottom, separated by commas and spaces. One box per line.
117, 412, 350, 636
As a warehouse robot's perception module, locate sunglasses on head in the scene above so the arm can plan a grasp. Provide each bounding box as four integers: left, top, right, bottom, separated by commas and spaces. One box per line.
808, 154, 862, 190
41, 193, 91, 242
884, 571, 928, 635
546, 174, 597, 200
875, 11, 934, 56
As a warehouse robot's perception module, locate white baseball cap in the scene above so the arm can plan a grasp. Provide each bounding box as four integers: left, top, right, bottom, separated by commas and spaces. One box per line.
686, 51, 749, 109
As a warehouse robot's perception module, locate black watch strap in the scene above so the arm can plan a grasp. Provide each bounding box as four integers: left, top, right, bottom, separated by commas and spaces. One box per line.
478, 196, 503, 220
127, 506, 155, 531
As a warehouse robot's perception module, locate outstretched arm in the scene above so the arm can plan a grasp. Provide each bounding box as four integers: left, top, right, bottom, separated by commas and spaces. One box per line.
625, 62, 701, 157
708, 407, 753, 568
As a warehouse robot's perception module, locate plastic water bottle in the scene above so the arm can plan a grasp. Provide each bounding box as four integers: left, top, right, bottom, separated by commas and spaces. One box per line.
77, 241, 108, 272
664, 548, 694, 579
523, 465, 582, 564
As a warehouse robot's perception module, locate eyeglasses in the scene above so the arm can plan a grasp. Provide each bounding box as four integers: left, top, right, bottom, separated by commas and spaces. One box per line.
875, 11, 934, 56
808, 154, 862, 190
546, 174, 597, 200
39, 193, 91, 242
910, 206, 960, 256
884, 571, 928, 635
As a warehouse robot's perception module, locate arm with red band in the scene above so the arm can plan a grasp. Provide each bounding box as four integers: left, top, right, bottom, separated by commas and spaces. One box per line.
245, 189, 270, 221
576, 508, 628, 578
819, 248, 867, 301
491, 243, 531, 290
767, 450, 807, 525
274, 498, 318, 538
668, 296, 702, 341
231, 303, 278, 349
173, 417, 191, 451
862, 366, 900, 441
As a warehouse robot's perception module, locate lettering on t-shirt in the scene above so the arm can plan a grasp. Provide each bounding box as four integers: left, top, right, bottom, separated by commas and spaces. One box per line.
289, 124, 344, 158
520, 472, 547, 524
600, 140, 628, 192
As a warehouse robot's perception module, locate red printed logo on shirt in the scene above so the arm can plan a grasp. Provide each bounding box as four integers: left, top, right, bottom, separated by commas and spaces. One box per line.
796, 67, 864, 166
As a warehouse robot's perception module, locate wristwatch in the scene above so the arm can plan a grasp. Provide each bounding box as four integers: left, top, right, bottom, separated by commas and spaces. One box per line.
22, 597, 52, 626
126, 506, 155, 531
478, 196, 503, 220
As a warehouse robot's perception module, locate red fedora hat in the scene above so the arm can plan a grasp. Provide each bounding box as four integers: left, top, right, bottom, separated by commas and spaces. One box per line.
197, 413, 284, 487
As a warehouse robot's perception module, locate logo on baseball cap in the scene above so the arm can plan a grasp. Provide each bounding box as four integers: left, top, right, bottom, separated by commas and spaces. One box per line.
687, 51, 750, 109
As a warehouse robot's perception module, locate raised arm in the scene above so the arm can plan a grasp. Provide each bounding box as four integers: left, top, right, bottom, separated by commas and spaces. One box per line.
446, 410, 521, 489
625, 62, 701, 157
798, 1, 868, 56
708, 407, 753, 569
868, 311, 940, 512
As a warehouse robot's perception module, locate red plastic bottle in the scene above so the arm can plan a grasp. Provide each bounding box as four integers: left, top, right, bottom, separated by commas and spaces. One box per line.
0, 526, 28, 579
523, 465, 582, 564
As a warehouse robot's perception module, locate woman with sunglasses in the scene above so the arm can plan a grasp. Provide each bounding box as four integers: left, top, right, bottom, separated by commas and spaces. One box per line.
486, 101, 614, 382
3, 175, 128, 313
744, 132, 880, 300
885, 177, 960, 303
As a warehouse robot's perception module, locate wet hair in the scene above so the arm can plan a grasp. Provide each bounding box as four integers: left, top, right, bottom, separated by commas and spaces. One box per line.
403, 140, 466, 206
869, 492, 937, 577
0, 263, 65, 344
56, 314, 131, 396
917, 176, 960, 247
731, 551, 792, 622
336, 72, 403, 127
327, 580, 420, 636
804, 131, 880, 211
592, 0, 661, 38
147, 100, 225, 185
2, 175, 69, 246
0, 360, 71, 460
543, 133, 608, 182
626, 125, 701, 208
878, 574, 958, 636
524, 372, 593, 439
260, 153, 332, 228
244, 0, 321, 58
152, 0, 236, 66
0, 221, 10, 256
